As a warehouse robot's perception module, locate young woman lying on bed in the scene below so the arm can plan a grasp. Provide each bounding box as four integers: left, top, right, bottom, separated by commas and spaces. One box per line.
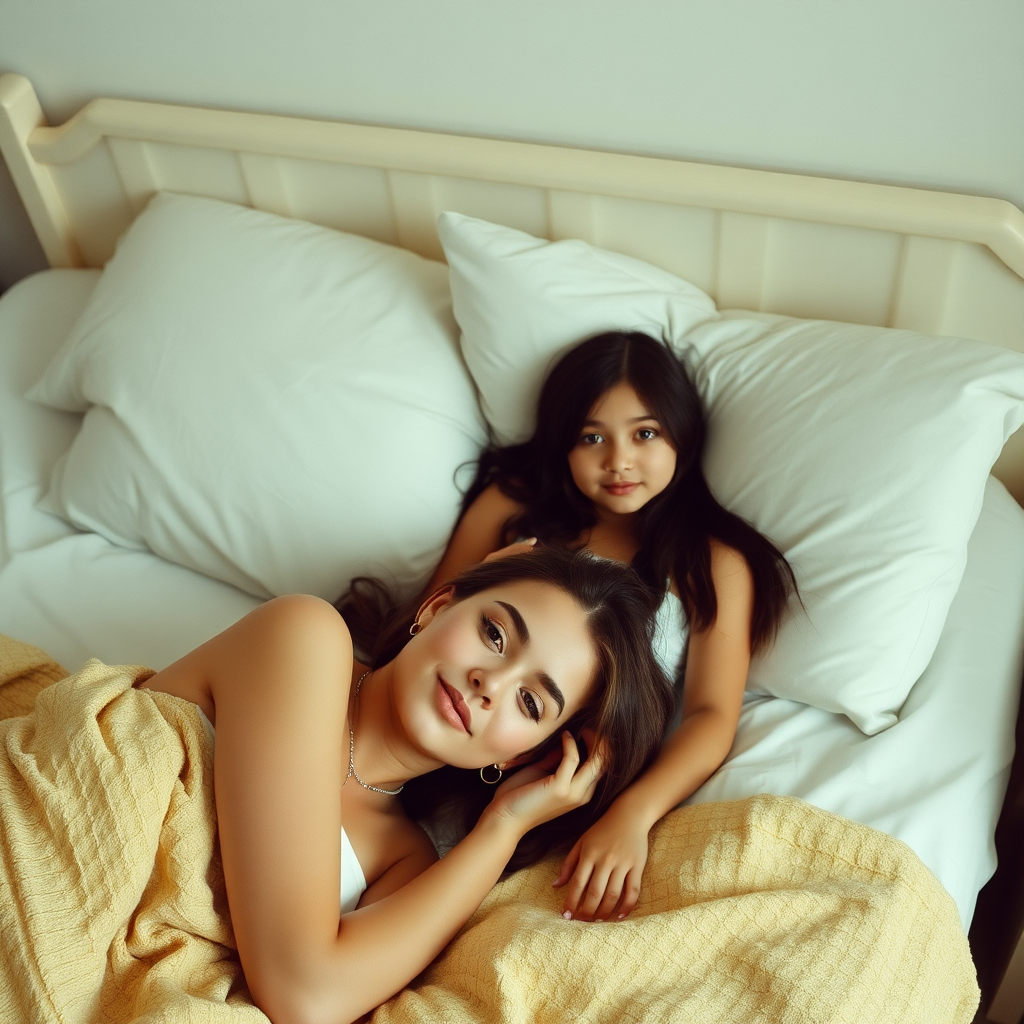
142, 546, 672, 1024
427, 331, 798, 924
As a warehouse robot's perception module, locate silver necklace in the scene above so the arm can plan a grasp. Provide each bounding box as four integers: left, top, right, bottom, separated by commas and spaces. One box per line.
347, 670, 404, 796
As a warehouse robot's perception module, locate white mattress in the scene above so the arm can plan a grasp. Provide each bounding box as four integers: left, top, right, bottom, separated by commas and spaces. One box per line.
2, 269, 1023, 929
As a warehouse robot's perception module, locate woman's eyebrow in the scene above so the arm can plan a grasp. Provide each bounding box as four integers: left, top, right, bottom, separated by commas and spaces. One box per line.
496, 601, 529, 644
537, 672, 566, 717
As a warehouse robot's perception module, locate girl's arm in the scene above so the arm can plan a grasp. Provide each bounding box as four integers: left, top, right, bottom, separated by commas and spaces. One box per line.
553, 542, 754, 922
425, 483, 523, 592
147, 595, 600, 1024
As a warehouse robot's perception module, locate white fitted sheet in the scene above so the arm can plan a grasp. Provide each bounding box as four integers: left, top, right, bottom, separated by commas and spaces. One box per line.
1, 269, 1022, 928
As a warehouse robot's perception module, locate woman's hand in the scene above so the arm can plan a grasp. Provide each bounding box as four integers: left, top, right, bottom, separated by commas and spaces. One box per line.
552, 801, 651, 921
485, 731, 603, 836
483, 537, 537, 563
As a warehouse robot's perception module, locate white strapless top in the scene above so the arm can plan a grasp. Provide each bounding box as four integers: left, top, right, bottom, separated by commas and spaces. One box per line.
195, 705, 368, 914
339, 827, 367, 913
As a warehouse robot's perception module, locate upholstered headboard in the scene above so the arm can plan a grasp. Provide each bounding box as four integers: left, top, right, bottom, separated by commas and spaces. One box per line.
3, 71, 1023, 498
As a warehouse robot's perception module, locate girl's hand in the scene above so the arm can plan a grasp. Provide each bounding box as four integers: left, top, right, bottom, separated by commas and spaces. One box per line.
553, 802, 651, 921
486, 731, 603, 836
483, 538, 537, 563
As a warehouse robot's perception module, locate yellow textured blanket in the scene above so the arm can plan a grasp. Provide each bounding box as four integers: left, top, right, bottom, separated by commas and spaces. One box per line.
0, 635, 979, 1023
0, 637, 264, 1023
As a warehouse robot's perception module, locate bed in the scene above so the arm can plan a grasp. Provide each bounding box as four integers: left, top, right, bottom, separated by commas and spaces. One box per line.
2, 71, 1024, 1022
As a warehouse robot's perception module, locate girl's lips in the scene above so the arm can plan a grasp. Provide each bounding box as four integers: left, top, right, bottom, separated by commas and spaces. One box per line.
603, 482, 639, 496
437, 679, 471, 733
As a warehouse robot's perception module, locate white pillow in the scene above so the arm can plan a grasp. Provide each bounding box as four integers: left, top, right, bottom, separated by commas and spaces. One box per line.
438, 214, 1024, 734
686, 311, 1024, 732
437, 211, 719, 445
29, 192, 487, 601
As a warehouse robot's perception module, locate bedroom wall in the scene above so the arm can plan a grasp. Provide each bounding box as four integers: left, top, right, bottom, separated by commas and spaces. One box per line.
2, 0, 1022, 290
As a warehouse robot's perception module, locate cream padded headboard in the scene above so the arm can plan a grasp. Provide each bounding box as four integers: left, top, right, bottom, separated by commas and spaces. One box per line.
3, 72, 1023, 498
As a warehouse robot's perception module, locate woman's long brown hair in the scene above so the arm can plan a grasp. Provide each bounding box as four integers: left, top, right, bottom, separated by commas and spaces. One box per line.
336, 546, 675, 871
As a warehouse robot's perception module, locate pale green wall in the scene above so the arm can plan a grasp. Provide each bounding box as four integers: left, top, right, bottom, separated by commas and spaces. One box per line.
2, 0, 1022, 287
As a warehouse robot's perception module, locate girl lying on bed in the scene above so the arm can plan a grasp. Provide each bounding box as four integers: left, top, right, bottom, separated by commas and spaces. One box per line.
426, 331, 798, 924
142, 547, 673, 1024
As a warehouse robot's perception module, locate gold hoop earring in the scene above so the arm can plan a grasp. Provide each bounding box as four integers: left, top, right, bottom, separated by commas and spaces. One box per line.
409, 621, 422, 636
479, 764, 503, 785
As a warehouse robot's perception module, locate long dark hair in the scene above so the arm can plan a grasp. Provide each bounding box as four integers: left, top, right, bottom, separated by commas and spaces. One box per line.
336, 546, 674, 871
462, 331, 798, 655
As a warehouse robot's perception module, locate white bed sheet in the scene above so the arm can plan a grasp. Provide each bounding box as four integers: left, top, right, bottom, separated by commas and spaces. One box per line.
1, 269, 1022, 929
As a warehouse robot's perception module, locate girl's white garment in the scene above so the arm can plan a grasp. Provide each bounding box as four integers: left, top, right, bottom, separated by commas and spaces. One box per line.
652, 589, 689, 683
195, 705, 368, 914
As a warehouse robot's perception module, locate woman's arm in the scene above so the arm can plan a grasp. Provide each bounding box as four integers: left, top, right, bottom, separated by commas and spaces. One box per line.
424, 483, 522, 592
260, 729, 599, 1024
553, 542, 754, 922
146, 595, 599, 1024
147, 596, 355, 1022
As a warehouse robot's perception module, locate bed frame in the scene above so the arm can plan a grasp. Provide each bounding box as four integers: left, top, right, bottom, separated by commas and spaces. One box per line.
3, 71, 1024, 1020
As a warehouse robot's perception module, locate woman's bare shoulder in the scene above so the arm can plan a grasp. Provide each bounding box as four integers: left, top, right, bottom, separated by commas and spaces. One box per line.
143, 595, 353, 724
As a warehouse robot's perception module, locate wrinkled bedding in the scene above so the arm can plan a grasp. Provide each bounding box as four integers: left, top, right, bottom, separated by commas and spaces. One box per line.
372, 801, 979, 1024
0, 634, 979, 1024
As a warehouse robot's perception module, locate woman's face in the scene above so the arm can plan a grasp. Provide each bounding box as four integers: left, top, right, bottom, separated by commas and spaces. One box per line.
567, 382, 678, 518
393, 581, 598, 770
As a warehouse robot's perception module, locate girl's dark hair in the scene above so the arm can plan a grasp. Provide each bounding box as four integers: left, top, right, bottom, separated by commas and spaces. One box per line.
336, 546, 674, 872
463, 331, 798, 656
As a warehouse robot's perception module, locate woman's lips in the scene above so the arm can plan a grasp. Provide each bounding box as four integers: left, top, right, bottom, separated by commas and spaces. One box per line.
603, 482, 639, 496
438, 679, 471, 733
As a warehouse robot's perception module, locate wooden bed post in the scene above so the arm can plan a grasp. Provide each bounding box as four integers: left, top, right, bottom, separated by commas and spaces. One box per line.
0, 74, 81, 268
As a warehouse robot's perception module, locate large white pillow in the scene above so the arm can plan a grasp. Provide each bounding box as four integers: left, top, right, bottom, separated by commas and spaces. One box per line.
29, 192, 487, 601
686, 311, 1024, 732
437, 211, 719, 445
438, 214, 1024, 734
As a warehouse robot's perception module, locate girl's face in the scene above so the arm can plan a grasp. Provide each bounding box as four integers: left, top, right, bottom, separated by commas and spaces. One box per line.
567, 382, 678, 517
393, 581, 598, 771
